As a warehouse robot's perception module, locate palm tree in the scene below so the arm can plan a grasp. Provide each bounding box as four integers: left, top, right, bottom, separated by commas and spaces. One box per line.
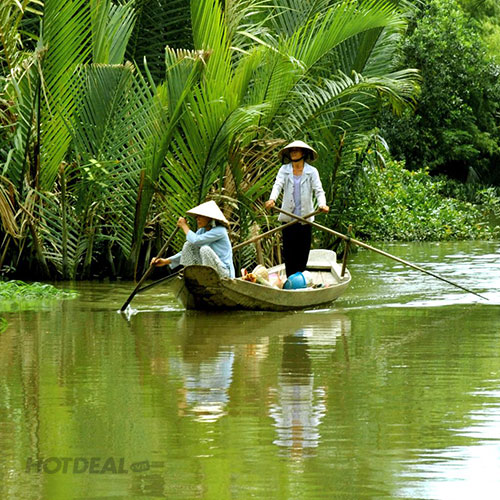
160, 0, 419, 267
0, 0, 419, 279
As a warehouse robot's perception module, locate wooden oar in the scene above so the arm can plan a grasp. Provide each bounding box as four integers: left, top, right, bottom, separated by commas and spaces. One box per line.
233, 210, 320, 251
273, 206, 488, 300
120, 227, 180, 311
136, 268, 183, 294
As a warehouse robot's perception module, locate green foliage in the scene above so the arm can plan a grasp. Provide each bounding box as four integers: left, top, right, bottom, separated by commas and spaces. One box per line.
458, 0, 500, 63
380, 0, 500, 184
126, 0, 193, 82
0, 280, 77, 329
0, 0, 421, 279
341, 160, 500, 241
0, 279, 77, 319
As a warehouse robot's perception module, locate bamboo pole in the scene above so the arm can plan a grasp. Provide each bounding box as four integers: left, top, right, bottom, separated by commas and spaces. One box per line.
273, 207, 488, 300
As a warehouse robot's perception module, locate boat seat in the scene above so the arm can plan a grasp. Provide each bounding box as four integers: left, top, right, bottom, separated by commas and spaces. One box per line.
306, 249, 343, 281
306, 249, 337, 269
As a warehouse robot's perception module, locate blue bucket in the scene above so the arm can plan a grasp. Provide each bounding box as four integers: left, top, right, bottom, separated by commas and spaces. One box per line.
283, 272, 307, 290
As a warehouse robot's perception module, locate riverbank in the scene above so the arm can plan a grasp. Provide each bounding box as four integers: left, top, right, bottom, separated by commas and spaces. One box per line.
336, 161, 500, 242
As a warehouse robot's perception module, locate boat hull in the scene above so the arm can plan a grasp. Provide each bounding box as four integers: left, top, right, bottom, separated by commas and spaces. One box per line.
171, 262, 351, 312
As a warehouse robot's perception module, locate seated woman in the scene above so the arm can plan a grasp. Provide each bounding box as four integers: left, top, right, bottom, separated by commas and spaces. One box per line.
151, 200, 235, 278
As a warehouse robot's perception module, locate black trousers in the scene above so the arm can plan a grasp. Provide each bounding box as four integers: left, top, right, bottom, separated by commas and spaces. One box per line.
281, 223, 312, 277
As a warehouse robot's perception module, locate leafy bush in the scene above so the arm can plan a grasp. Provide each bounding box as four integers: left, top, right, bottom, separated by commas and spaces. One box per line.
342, 160, 500, 241
380, 0, 500, 184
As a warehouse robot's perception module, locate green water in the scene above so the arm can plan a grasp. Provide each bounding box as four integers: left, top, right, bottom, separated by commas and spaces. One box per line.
1, 241, 499, 500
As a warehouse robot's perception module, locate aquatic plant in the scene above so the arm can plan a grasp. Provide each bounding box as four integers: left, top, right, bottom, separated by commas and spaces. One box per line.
0, 280, 77, 300
0, 280, 77, 330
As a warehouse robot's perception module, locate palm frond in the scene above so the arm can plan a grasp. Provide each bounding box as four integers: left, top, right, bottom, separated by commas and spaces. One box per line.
191, 0, 233, 92
223, 0, 275, 55
2, 54, 40, 192
126, 0, 193, 83
70, 62, 160, 258
34, 184, 91, 279
292, 69, 420, 135
267, 0, 332, 37
38, 0, 92, 189
90, 0, 137, 64
286, 0, 404, 70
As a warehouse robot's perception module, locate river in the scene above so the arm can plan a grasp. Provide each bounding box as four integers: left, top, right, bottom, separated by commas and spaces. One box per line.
1, 241, 499, 499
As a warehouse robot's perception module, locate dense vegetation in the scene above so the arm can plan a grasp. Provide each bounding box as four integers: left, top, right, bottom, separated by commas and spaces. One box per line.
339, 161, 500, 242
0, 0, 498, 281
380, 0, 500, 184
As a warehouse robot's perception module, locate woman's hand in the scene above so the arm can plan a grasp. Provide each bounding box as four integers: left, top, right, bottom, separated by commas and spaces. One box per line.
177, 217, 190, 234
151, 257, 171, 267
265, 200, 275, 210
319, 205, 329, 213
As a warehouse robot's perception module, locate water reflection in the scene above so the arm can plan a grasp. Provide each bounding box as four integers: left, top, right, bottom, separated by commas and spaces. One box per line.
2, 241, 500, 499
268, 314, 351, 459
174, 315, 234, 422
269, 328, 326, 458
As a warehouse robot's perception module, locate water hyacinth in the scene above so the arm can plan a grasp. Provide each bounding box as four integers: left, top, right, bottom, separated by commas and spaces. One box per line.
0, 281, 78, 325
0, 281, 78, 300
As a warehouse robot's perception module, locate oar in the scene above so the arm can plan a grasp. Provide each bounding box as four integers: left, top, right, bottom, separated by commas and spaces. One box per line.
120, 227, 180, 311
136, 268, 183, 294
273, 206, 488, 300
233, 210, 320, 251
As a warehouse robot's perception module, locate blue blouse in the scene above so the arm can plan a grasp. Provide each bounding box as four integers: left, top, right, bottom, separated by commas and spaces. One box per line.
170, 225, 235, 278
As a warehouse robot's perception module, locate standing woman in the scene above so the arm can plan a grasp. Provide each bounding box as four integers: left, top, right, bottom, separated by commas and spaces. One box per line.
265, 140, 329, 277
151, 200, 235, 278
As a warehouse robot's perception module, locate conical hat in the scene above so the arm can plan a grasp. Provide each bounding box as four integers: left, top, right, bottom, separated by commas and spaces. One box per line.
186, 200, 229, 224
279, 140, 318, 162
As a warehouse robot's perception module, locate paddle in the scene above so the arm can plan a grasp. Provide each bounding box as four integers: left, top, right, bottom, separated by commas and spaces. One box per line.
120, 226, 180, 311
136, 268, 183, 294
273, 206, 488, 300
233, 210, 320, 251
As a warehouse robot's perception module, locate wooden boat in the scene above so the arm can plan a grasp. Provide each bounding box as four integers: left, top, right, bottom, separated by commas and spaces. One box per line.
171, 249, 351, 311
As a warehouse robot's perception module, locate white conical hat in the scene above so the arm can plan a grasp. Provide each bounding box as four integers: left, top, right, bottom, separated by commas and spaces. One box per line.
279, 140, 318, 162
186, 200, 229, 224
